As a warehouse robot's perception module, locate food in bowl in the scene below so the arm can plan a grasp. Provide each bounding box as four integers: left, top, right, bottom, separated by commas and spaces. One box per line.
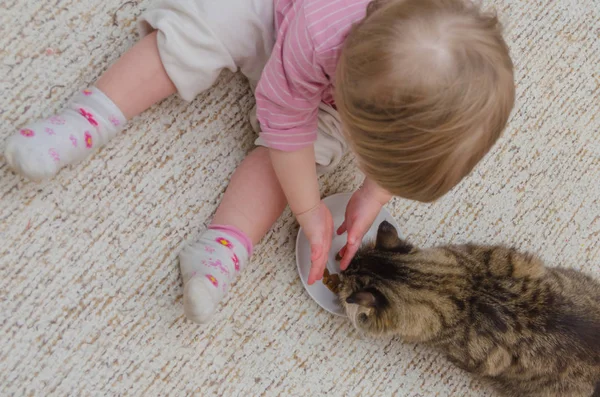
322, 268, 341, 294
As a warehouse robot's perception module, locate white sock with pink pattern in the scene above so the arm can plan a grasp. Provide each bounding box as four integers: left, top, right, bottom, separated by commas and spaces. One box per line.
179, 225, 253, 324
4, 87, 126, 181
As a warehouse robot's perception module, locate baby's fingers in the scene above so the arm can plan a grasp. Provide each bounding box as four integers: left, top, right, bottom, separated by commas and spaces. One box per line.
310, 243, 322, 262
308, 243, 326, 285
336, 220, 347, 236
340, 241, 359, 270
336, 245, 347, 261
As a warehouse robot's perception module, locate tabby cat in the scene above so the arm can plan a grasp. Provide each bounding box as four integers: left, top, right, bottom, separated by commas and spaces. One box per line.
339, 221, 600, 397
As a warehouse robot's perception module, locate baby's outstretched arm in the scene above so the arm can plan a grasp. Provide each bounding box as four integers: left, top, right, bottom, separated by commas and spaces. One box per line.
269, 146, 320, 216
270, 146, 333, 285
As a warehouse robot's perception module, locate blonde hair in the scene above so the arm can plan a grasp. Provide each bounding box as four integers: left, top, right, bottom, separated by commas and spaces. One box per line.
335, 0, 515, 202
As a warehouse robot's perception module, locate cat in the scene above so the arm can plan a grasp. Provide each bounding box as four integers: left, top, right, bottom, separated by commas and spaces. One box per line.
338, 221, 600, 397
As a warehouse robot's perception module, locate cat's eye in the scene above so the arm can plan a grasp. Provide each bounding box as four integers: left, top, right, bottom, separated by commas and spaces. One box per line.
359, 313, 368, 322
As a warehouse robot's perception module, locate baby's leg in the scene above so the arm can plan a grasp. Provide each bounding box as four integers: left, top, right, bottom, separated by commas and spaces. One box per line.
4, 31, 176, 181
97, 31, 176, 119
179, 147, 287, 323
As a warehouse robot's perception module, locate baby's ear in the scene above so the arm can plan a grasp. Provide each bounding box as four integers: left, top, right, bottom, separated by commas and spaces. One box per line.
375, 221, 413, 254
345, 288, 387, 309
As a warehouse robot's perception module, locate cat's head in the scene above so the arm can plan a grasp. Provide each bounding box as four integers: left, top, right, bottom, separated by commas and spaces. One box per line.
339, 221, 463, 341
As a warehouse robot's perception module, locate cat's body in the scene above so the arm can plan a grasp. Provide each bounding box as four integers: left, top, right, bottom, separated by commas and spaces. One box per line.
339, 221, 600, 397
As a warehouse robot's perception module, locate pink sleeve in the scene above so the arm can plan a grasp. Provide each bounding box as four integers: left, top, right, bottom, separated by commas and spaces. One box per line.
255, 5, 328, 152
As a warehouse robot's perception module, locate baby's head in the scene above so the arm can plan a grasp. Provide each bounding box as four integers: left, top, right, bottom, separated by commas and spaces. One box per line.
336, 0, 515, 202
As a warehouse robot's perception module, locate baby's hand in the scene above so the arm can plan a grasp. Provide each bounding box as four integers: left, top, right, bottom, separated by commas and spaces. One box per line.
297, 201, 333, 285
337, 180, 392, 270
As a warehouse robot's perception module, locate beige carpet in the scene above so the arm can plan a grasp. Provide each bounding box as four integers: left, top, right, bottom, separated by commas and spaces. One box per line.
1, 0, 599, 395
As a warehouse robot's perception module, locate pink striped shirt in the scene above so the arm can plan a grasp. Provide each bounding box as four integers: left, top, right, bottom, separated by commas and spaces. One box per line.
255, 0, 370, 151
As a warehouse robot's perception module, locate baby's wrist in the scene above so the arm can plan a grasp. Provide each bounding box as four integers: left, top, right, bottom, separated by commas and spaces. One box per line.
289, 190, 321, 218
295, 201, 321, 217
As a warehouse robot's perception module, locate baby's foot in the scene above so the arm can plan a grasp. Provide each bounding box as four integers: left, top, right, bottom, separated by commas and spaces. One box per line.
179, 226, 252, 324
4, 87, 126, 181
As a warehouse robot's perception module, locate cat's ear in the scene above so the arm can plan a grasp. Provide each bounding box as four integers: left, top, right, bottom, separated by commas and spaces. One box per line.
346, 288, 388, 308
375, 221, 413, 254
346, 291, 378, 307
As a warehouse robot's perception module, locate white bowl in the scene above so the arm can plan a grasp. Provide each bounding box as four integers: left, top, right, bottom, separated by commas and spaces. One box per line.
295, 192, 400, 316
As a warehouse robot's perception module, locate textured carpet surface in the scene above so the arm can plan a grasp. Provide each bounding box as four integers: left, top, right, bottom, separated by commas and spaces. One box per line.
1, 0, 599, 396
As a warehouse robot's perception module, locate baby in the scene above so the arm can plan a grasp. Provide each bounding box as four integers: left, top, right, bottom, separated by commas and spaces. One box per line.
4, 0, 515, 324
